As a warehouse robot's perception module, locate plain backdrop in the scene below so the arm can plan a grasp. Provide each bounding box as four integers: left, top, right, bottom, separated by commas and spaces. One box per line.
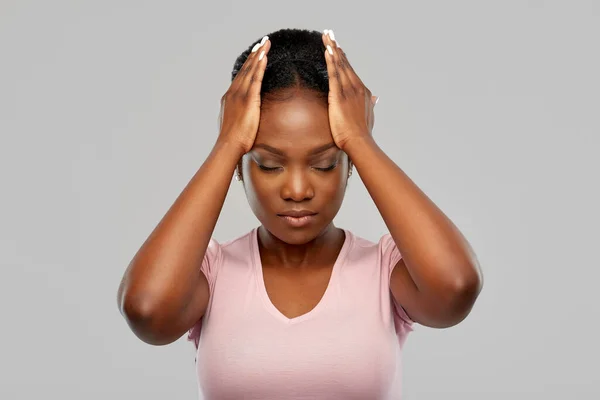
1, 1, 598, 399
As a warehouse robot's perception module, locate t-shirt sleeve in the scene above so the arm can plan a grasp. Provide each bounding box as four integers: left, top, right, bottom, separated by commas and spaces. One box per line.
379, 233, 414, 331
187, 237, 222, 349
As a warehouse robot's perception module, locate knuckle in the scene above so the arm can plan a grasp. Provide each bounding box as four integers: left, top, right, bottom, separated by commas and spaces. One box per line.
228, 91, 240, 101
250, 74, 262, 84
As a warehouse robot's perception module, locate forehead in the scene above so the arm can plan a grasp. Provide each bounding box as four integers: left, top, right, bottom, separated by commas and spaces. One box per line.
255, 90, 332, 152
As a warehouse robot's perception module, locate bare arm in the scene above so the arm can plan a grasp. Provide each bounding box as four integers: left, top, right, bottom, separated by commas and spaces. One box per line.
319, 33, 482, 329
117, 37, 270, 345
117, 141, 244, 345
344, 135, 483, 328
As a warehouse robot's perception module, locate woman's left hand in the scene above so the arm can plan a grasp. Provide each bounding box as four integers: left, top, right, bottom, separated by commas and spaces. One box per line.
322, 30, 378, 151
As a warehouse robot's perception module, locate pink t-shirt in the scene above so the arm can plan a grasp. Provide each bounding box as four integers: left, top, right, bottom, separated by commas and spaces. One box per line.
188, 227, 414, 399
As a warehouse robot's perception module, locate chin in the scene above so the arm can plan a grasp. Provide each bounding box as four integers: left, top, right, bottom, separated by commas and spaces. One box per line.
265, 218, 328, 245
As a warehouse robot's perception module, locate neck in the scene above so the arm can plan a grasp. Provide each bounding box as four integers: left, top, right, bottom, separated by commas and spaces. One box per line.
257, 224, 344, 269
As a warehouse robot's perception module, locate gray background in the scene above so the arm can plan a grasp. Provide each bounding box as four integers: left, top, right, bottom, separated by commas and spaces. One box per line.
1, 1, 598, 399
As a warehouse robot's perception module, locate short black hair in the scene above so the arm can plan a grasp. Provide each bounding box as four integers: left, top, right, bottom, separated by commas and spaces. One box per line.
232, 28, 353, 179
232, 28, 329, 101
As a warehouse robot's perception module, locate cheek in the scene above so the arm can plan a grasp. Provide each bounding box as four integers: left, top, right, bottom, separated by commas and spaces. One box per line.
243, 161, 348, 206
244, 168, 275, 209
319, 170, 348, 203
251, 182, 274, 205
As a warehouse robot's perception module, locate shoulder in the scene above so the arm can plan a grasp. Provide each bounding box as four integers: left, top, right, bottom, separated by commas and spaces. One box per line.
201, 228, 256, 278
344, 229, 395, 251
342, 229, 398, 264
209, 228, 259, 267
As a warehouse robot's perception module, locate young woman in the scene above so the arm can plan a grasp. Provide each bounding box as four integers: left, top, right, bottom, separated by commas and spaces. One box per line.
117, 28, 483, 399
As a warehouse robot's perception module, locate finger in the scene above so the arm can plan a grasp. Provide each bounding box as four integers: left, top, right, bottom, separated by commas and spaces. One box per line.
326, 31, 351, 91
338, 48, 365, 88
242, 38, 270, 95
232, 36, 268, 89
337, 48, 374, 106
323, 32, 350, 96
324, 28, 340, 48
323, 33, 340, 95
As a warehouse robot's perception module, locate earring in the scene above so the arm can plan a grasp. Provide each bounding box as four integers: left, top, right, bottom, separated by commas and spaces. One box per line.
234, 173, 241, 181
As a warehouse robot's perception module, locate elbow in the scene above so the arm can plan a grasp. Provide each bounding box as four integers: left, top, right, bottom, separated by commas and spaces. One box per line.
117, 278, 154, 322
454, 268, 483, 300
443, 267, 484, 326
120, 292, 156, 324
118, 289, 177, 346
447, 255, 483, 302
431, 265, 483, 328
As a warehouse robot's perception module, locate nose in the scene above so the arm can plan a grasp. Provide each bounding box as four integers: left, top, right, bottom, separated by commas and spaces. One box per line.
280, 168, 314, 202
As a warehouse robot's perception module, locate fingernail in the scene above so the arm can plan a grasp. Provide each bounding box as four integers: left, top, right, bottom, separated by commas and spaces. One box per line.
323, 29, 329, 35
252, 36, 268, 53
326, 45, 333, 55
375, 97, 380, 104
259, 50, 265, 60
328, 29, 336, 42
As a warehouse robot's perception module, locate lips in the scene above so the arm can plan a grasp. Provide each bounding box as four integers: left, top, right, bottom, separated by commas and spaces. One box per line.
277, 210, 317, 218
277, 210, 317, 228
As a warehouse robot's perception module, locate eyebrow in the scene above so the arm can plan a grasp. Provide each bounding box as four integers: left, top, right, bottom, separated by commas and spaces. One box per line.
253, 142, 337, 156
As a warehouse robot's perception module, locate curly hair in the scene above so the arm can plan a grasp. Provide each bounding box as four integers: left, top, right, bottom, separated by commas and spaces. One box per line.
232, 28, 330, 102
232, 28, 354, 179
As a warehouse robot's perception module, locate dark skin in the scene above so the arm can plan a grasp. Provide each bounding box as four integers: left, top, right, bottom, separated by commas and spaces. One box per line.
238, 89, 350, 319
117, 31, 482, 346
318, 33, 484, 328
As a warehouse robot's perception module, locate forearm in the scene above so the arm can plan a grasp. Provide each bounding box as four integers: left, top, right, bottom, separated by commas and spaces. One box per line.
118, 139, 244, 315
343, 135, 482, 295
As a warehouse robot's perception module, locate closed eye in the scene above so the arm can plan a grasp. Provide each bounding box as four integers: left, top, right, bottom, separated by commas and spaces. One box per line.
257, 163, 338, 172
314, 162, 338, 172
258, 164, 281, 172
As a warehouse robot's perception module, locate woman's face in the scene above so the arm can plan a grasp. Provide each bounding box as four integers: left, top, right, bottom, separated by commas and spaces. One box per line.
240, 89, 350, 245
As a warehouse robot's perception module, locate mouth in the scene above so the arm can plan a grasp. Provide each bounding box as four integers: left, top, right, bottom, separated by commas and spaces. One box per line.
277, 210, 318, 228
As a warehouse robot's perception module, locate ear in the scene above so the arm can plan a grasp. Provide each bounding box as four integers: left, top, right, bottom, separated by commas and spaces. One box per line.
235, 160, 243, 182
347, 154, 353, 176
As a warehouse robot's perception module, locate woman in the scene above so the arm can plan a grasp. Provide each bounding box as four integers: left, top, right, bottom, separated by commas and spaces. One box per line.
117, 28, 483, 399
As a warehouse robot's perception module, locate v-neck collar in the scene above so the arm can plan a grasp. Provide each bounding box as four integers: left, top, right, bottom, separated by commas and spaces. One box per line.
251, 227, 352, 325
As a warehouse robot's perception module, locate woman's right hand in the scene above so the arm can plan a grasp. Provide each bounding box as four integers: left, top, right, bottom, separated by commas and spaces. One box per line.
217, 36, 271, 154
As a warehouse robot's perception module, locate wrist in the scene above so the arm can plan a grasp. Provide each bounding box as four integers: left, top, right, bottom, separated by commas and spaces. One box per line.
213, 137, 248, 159
340, 133, 376, 154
